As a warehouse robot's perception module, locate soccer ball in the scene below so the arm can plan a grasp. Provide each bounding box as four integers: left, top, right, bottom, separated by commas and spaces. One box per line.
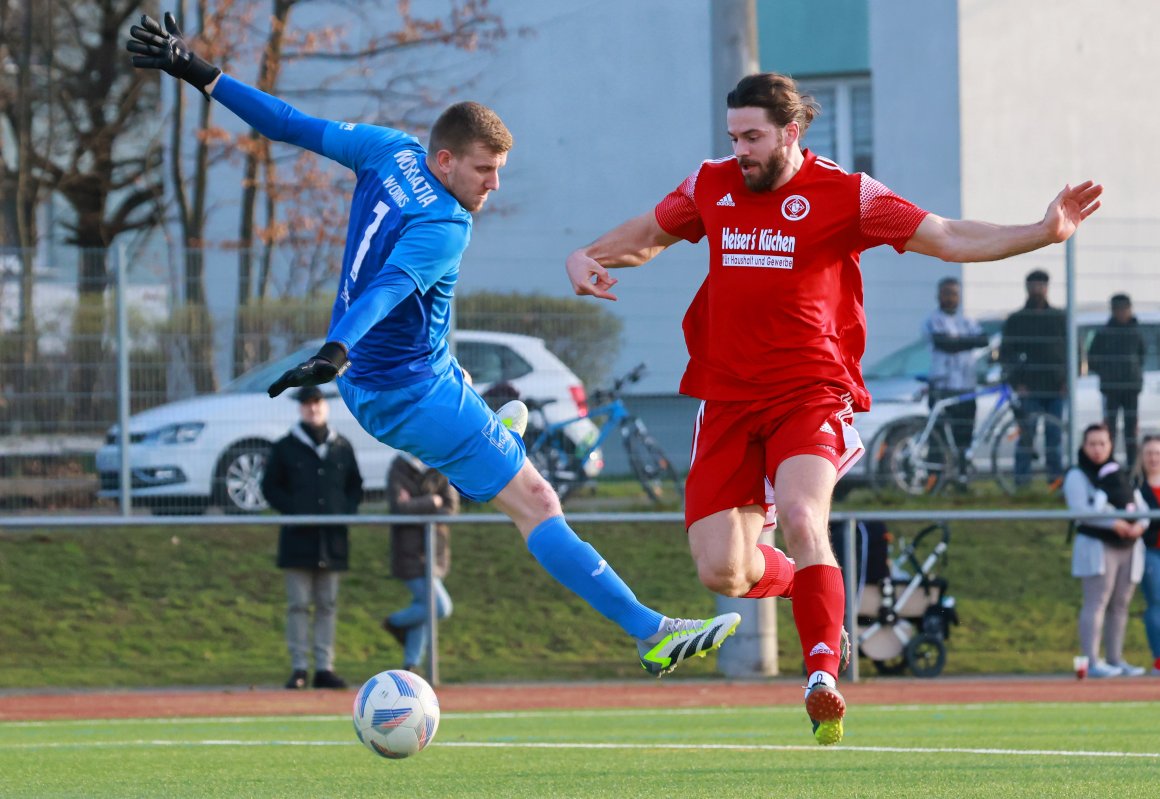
352, 669, 441, 759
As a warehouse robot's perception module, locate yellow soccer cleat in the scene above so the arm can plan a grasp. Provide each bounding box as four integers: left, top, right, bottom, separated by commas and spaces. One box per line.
636, 613, 741, 677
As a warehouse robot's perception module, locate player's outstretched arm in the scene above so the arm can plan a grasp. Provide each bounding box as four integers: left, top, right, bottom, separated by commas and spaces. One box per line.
127, 12, 333, 158
904, 180, 1103, 263
566, 213, 681, 301
126, 13, 221, 96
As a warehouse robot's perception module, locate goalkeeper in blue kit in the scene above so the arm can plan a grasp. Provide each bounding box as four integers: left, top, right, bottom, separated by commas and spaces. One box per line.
127, 12, 740, 675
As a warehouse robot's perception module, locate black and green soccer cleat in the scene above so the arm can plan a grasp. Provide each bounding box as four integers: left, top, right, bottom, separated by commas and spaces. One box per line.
636, 613, 742, 677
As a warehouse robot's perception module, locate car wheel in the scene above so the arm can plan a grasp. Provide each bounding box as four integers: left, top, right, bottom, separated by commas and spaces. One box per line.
213, 441, 271, 514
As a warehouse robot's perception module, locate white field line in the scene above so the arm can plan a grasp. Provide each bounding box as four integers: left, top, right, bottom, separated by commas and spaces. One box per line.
2, 700, 1157, 728
0, 739, 1156, 759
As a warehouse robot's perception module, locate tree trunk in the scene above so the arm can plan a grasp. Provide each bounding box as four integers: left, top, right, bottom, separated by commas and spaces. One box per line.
66, 247, 111, 426
233, 0, 296, 378
170, 0, 219, 396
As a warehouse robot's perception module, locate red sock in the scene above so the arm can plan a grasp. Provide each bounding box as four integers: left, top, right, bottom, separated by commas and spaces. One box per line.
792, 564, 846, 678
742, 544, 795, 599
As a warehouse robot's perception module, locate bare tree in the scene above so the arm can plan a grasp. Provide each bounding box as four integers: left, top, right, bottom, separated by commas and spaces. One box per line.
10, 0, 166, 422
0, 0, 45, 380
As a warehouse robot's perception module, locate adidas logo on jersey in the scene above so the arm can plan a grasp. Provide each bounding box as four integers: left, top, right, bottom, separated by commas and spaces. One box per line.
716, 193, 736, 207
818, 421, 836, 435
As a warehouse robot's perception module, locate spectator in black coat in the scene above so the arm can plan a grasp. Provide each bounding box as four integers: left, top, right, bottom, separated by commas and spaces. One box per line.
999, 269, 1067, 487
1088, 293, 1146, 468
261, 385, 363, 690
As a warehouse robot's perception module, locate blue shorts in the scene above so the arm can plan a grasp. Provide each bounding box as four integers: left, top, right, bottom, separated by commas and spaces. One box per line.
338, 368, 525, 502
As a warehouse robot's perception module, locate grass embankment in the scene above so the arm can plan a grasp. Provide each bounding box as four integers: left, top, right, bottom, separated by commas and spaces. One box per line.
0, 481, 1151, 688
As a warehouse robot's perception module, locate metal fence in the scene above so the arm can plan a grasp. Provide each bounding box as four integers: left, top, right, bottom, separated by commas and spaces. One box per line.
2, 215, 1160, 515
2, 507, 1156, 688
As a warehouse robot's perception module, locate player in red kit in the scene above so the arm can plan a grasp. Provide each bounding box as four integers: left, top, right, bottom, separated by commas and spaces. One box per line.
565, 73, 1102, 745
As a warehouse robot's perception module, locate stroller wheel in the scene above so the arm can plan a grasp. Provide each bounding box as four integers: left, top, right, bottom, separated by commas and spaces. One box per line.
871, 655, 908, 676
905, 633, 947, 678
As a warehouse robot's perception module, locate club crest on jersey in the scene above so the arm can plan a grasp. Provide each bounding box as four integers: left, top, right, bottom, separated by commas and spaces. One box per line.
781, 194, 810, 221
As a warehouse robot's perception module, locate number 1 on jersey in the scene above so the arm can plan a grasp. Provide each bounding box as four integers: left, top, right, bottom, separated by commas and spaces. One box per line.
349, 200, 391, 284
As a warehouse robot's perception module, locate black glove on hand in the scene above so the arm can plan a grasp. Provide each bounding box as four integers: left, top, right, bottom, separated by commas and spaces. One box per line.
126, 12, 221, 93
268, 342, 350, 398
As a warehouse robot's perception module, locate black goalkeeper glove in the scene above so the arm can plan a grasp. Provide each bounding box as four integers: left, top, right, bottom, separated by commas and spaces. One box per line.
267, 342, 351, 398
126, 12, 221, 94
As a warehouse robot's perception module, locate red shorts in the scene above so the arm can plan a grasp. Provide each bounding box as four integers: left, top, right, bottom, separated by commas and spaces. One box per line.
684, 391, 864, 528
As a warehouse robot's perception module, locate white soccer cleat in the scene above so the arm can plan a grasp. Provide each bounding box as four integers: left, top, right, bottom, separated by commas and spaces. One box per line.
496, 399, 528, 437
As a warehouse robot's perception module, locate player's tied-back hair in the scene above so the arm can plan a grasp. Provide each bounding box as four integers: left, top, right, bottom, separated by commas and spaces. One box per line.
727, 73, 821, 134
430, 101, 513, 156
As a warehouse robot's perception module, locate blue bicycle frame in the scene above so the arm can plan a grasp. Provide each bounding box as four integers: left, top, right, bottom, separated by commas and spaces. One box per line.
527, 396, 633, 467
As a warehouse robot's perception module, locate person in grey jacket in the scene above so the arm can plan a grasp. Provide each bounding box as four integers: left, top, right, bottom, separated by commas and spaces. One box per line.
1062, 422, 1146, 678
922, 277, 989, 484
261, 386, 363, 690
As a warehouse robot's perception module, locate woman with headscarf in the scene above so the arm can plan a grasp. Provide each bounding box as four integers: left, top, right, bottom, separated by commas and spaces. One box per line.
1062, 422, 1147, 677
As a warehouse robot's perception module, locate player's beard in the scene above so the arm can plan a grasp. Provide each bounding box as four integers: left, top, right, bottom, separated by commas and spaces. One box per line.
739, 147, 788, 193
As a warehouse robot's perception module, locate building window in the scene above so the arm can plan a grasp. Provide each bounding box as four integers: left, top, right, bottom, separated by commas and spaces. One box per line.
798, 78, 873, 175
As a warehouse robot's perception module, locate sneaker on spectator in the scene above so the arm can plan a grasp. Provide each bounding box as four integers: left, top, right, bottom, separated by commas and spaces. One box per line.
312, 670, 348, 689
381, 617, 408, 647
1110, 661, 1145, 677
284, 669, 308, 690
1087, 660, 1124, 678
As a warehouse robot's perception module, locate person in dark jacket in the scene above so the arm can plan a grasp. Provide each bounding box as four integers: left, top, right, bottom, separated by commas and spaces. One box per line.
999, 269, 1067, 487
381, 452, 458, 671
1088, 293, 1146, 468
261, 385, 363, 690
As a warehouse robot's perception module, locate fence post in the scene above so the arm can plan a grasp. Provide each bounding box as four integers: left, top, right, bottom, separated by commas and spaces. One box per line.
1065, 236, 1078, 459
424, 520, 439, 687
715, 527, 778, 677
115, 243, 132, 517
843, 517, 860, 682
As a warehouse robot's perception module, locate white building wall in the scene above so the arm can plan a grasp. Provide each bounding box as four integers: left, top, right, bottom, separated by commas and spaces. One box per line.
447, 1, 714, 393
865, 0, 963, 362
955, 0, 1160, 318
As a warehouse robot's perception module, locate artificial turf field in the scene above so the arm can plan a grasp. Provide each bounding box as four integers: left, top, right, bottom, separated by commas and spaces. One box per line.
2, 701, 1156, 798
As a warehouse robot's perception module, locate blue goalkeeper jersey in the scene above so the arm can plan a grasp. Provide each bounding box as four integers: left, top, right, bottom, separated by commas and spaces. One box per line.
213, 75, 471, 390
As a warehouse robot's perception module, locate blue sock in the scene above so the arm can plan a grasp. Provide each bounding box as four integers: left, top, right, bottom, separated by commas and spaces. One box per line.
526, 516, 664, 640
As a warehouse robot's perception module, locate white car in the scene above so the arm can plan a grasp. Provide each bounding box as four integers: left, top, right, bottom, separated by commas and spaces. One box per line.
96, 330, 600, 513
844, 310, 1160, 491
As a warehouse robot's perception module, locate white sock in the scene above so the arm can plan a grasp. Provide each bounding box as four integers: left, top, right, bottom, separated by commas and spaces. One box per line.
805, 670, 836, 698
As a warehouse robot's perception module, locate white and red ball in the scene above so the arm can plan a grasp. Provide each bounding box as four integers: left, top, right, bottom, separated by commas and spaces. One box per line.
352, 669, 440, 759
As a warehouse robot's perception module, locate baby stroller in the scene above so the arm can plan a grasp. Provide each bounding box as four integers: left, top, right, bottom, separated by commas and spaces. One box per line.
834, 520, 959, 677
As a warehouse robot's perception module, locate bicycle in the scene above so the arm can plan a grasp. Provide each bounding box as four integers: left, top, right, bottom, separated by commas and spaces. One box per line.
868, 381, 1066, 496
523, 364, 683, 505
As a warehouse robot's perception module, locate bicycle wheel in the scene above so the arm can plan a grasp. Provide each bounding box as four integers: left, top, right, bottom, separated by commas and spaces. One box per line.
624, 427, 683, 504
991, 412, 1066, 495
526, 433, 578, 503
876, 418, 952, 496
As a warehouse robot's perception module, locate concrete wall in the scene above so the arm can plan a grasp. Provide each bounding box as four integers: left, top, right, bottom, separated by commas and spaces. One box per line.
451, 2, 715, 395
955, 0, 1160, 317
863, 0, 963, 362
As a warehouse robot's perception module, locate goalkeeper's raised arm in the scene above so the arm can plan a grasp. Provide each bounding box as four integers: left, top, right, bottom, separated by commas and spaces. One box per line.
127, 12, 335, 159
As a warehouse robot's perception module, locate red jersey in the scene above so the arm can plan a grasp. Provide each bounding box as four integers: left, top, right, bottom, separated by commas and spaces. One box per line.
655, 149, 928, 411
